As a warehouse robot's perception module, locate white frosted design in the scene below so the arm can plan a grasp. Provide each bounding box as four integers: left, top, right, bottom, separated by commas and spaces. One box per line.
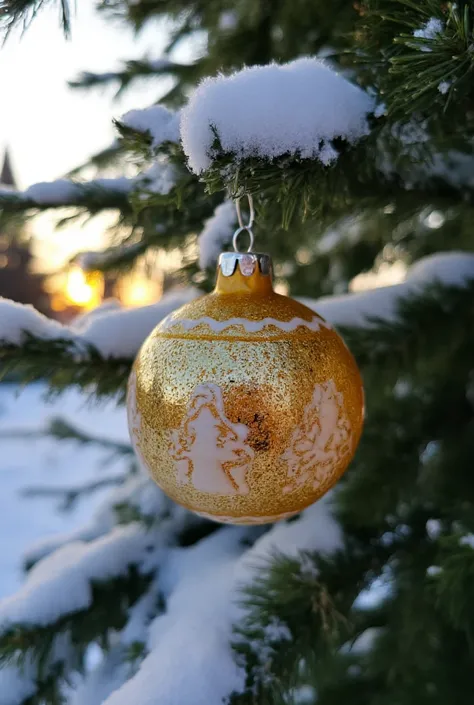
194, 509, 300, 525
282, 380, 352, 494
160, 315, 328, 334
127, 369, 147, 468
170, 384, 254, 495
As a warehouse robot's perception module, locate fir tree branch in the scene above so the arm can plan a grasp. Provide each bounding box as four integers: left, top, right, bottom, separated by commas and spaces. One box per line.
0, 178, 132, 214
0, 336, 131, 401
0, 569, 150, 677
0, 417, 133, 455
0, 0, 72, 38
68, 58, 196, 97
21, 475, 127, 512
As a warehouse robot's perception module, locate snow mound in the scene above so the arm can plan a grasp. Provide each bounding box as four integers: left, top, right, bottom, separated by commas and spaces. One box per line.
103, 497, 342, 705
0, 288, 199, 359
0, 524, 148, 630
121, 105, 180, 149
181, 58, 374, 173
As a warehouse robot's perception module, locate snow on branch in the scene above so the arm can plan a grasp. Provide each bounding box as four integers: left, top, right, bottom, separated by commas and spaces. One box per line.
0, 524, 148, 631
303, 252, 474, 328
0, 0, 72, 38
119, 105, 180, 150
1, 253, 474, 379
0, 288, 199, 359
0, 177, 133, 211
180, 58, 375, 173
0, 162, 177, 214
0, 661, 36, 705
102, 497, 342, 705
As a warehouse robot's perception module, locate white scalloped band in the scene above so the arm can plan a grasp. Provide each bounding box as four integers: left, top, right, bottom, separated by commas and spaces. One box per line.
159, 315, 329, 334
193, 509, 300, 524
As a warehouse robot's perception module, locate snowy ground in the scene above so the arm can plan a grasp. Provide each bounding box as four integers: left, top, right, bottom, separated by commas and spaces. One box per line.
0, 383, 128, 600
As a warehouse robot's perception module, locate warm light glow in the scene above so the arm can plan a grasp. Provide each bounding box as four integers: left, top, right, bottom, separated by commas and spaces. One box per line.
350, 260, 407, 293
64, 266, 103, 309
118, 273, 163, 308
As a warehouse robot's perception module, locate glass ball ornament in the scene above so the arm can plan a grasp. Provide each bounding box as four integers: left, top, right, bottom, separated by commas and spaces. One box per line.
127, 252, 364, 525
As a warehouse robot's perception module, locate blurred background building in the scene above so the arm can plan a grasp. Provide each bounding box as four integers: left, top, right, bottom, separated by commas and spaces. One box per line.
0, 151, 53, 317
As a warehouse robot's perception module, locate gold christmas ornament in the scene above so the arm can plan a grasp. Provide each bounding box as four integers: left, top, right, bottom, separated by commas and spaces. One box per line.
127, 247, 364, 525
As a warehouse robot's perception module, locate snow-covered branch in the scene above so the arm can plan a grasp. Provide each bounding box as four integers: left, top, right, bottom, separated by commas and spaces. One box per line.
78, 498, 342, 705
0, 0, 72, 38
0, 178, 133, 212
2, 251, 473, 352
118, 105, 180, 151
1, 252, 473, 399
180, 58, 375, 173
0, 162, 178, 217
0, 288, 199, 359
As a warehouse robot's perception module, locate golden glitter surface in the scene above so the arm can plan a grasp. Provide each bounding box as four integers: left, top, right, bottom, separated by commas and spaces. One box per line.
127, 254, 364, 524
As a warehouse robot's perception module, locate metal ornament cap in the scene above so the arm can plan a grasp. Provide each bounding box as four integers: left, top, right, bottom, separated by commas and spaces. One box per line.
219, 252, 272, 278
127, 249, 365, 525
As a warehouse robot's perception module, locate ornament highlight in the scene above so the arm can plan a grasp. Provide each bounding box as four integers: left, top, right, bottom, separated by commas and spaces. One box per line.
127, 251, 364, 524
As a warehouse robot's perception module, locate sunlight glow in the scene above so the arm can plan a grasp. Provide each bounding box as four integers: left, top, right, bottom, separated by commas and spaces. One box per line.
64, 266, 103, 309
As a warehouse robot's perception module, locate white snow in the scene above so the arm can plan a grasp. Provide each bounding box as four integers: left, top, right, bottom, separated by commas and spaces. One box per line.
0, 288, 199, 358
24, 178, 132, 205
0, 176, 135, 207
181, 58, 374, 173
25, 180, 83, 204
426, 565, 442, 577
0, 384, 129, 599
121, 105, 180, 149
103, 497, 342, 705
198, 201, 237, 269
71, 299, 122, 330
0, 297, 73, 345
0, 661, 36, 705
301, 252, 474, 327
120, 581, 159, 647
79, 288, 199, 357
343, 627, 380, 654
218, 11, 237, 30
22, 470, 165, 569
460, 534, 474, 549
426, 519, 442, 540
413, 18, 444, 50
262, 617, 292, 642
0, 523, 148, 630
71, 646, 131, 705
139, 162, 177, 195
438, 81, 451, 94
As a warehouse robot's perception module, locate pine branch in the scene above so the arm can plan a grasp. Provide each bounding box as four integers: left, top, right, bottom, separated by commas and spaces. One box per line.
0, 336, 131, 401
0, 178, 132, 214
0, 0, 72, 38
21, 475, 127, 512
231, 539, 392, 704
69, 58, 196, 98
0, 417, 133, 455
358, 0, 474, 120
0, 569, 150, 676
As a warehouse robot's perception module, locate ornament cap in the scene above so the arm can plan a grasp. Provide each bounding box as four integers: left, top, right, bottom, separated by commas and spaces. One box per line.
218, 252, 272, 278
216, 252, 273, 296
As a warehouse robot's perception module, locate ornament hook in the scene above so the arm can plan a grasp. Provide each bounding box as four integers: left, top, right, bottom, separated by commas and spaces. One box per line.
233, 194, 255, 253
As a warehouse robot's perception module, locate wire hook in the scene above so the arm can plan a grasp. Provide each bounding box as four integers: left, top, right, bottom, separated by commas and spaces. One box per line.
233, 194, 255, 253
